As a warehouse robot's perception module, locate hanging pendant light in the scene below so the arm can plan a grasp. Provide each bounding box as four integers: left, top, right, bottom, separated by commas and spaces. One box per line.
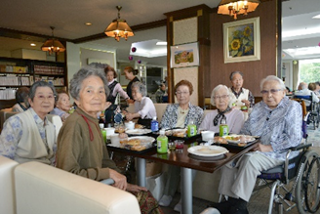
217, 0, 260, 20
41, 26, 65, 54
104, 6, 134, 42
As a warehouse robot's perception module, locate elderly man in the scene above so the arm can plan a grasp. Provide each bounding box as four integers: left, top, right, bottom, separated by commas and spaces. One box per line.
229, 71, 255, 108
294, 82, 319, 107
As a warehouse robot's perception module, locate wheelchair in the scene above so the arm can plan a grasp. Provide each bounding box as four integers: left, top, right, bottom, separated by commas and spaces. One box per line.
293, 95, 319, 130
256, 143, 320, 214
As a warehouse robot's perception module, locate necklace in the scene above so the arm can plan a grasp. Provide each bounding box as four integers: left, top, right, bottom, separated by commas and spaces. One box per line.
179, 107, 189, 114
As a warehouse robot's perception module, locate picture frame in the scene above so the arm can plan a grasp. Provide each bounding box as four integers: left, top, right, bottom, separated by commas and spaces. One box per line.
170, 42, 199, 68
223, 17, 260, 64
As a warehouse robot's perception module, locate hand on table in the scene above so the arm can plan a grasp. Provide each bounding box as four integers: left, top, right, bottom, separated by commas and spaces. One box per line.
252, 143, 273, 152
109, 169, 127, 191
126, 183, 147, 193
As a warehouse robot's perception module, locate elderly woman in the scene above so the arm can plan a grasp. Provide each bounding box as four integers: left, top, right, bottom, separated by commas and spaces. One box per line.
12, 86, 30, 112
104, 66, 130, 123
159, 80, 203, 211
207, 75, 302, 214
55, 68, 163, 214
50, 90, 71, 121
0, 81, 57, 164
124, 82, 156, 125
124, 66, 140, 101
200, 85, 244, 134
160, 79, 203, 129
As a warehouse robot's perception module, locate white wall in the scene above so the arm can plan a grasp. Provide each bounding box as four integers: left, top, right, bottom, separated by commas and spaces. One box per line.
66, 41, 116, 102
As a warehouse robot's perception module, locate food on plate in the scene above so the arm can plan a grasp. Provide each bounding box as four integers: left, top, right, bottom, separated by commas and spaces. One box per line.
224, 135, 240, 141
214, 136, 228, 144
173, 131, 186, 138
135, 124, 144, 129
120, 138, 141, 146
238, 142, 247, 147
131, 145, 146, 151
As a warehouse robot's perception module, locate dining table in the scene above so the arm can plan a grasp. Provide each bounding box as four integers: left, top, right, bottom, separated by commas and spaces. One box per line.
107, 133, 258, 214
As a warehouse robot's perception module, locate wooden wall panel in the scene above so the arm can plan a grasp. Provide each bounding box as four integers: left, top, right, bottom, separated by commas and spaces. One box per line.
207, 0, 277, 97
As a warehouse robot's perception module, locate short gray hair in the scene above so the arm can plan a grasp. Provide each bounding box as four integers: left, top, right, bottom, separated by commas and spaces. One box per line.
260, 75, 286, 91
229, 71, 244, 80
132, 81, 147, 97
69, 68, 109, 100
210, 85, 233, 106
29, 81, 57, 102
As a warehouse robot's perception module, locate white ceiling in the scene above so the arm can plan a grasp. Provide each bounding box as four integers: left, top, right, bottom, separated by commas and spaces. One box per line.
0, 0, 319, 64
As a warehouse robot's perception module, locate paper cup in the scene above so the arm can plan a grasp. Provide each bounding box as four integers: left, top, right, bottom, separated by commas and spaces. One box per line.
125, 121, 135, 130
110, 134, 120, 146
201, 131, 215, 141
104, 128, 115, 139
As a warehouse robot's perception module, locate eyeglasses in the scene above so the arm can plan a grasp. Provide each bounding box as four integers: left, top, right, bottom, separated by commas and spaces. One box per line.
214, 95, 229, 100
261, 89, 282, 95
36, 95, 56, 101
175, 91, 189, 96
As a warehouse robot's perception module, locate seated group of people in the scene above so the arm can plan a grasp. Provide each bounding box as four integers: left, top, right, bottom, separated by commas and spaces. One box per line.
0, 67, 304, 214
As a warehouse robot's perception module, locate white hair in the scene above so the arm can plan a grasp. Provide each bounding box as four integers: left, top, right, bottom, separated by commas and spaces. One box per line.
260, 75, 286, 91
210, 85, 234, 107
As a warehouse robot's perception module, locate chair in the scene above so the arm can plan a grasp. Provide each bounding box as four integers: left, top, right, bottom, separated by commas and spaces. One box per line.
293, 94, 319, 130
46, 114, 63, 138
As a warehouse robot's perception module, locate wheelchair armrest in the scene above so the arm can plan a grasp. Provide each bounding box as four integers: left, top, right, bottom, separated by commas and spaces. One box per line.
283, 143, 311, 182
287, 143, 312, 151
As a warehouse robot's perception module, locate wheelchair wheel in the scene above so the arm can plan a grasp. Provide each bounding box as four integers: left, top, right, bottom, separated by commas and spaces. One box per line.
305, 156, 320, 213
295, 150, 320, 214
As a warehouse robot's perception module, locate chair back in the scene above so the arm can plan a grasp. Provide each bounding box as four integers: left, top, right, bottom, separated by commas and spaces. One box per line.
0, 156, 19, 214
46, 114, 63, 138
154, 103, 168, 122
0, 111, 18, 130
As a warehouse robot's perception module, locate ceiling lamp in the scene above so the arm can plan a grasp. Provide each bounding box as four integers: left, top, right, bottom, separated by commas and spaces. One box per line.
41, 26, 65, 54
104, 6, 134, 42
217, 0, 260, 20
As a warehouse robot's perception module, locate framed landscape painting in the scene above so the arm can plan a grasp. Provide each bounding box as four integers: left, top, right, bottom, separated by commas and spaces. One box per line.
223, 17, 260, 63
170, 42, 199, 68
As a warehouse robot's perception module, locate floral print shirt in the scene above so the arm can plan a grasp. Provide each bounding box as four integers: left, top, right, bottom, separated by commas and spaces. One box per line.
160, 103, 203, 129
241, 96, 302, 161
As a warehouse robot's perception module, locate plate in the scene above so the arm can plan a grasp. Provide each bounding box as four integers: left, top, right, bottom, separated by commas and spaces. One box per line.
119, 136, 155, 151
126, 129, 152, 135
125, 136, 155, 144
165, 128, 187, 137
187, 145, 229, 157
222, 135, 255, 144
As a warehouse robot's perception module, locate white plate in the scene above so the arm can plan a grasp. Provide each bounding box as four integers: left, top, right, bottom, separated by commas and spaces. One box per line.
165, 128, 187, 136
125, 129, 152, 135
187, 145, 229, 157
222, 135, 255, 144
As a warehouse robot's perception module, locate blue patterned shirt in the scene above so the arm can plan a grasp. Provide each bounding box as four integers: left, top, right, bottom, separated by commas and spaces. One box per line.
241, 96, 302, 160
0, 108, 53, 160
160, 103, 203, 129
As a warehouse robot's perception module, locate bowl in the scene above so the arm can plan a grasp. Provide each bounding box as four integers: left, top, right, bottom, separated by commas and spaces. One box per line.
125, 121, 135, 130
201, 131, 215, 142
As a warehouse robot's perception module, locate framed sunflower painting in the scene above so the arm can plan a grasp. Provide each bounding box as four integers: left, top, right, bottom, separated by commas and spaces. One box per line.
223, 17, 260, 63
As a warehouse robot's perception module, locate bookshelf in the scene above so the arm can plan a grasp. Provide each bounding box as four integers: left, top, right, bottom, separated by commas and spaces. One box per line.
0, 57, 67, 99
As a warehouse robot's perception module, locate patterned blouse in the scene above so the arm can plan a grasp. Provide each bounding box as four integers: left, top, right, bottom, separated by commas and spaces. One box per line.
160, 103, 203, 129
241, 96, 302, 161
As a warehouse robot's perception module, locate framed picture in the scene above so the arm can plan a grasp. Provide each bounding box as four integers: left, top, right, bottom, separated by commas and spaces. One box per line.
223, 17, 260, 63
170, 42, 199, 68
